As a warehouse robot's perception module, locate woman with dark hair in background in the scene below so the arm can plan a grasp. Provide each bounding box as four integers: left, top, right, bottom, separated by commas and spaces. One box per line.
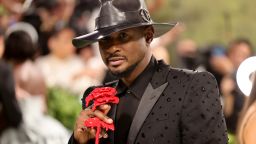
3, 23, 47, 105
0, 60, 22, 135
1, 22, 69, 144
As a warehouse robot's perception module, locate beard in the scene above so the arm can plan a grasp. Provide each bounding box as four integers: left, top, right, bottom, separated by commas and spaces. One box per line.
110, 62, 138, 78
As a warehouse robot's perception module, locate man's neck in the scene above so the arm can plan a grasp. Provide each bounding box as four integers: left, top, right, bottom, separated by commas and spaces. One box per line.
121, 53, 152, 86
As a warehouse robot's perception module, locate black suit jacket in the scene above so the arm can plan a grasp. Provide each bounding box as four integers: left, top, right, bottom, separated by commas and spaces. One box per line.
69, 60, 228, 144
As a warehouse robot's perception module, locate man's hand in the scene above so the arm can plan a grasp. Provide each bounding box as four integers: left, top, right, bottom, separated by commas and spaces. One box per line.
74, 104, 113, 144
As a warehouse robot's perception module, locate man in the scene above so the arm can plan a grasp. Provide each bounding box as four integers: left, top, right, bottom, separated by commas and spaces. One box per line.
69, 0, 228, 143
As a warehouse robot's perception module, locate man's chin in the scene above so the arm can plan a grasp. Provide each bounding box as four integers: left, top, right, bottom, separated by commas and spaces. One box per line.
110, 63, 137, 78
110, 70, 127, 78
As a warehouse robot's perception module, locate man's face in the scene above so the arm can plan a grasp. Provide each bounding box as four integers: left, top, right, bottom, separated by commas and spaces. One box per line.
98, 26, 151, 77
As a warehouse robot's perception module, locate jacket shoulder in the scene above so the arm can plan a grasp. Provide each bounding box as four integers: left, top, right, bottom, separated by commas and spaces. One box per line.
168, 67, 215, 80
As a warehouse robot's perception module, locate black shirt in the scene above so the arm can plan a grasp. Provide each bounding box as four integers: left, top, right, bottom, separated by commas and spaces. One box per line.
114, 57, 157, 143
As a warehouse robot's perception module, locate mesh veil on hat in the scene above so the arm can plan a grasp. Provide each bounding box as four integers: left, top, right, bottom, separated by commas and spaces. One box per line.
73, 0, 177, 48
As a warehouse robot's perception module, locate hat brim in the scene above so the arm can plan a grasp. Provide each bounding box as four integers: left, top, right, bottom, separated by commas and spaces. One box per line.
72, 22, 178, 48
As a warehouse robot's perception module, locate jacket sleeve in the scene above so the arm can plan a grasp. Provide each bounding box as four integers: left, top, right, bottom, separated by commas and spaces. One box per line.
68, 133, 78, 144
180, 71, 228, 144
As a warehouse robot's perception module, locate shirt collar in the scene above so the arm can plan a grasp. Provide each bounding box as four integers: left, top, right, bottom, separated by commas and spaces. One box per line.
116, 56, 157, 99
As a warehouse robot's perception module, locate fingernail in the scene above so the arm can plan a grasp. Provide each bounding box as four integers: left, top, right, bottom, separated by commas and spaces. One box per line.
107, 118, 113, 123
104, 105, 109, 109
100, 104, 108, 109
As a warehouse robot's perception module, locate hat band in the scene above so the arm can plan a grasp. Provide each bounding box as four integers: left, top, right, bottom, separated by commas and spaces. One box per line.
95, 9, 152, 30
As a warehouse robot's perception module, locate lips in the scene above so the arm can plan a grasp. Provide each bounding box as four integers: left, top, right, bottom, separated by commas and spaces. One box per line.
107, 56, 126, 67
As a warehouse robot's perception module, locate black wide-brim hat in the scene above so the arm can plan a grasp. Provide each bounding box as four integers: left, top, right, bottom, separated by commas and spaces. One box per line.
73, 0, 178, 48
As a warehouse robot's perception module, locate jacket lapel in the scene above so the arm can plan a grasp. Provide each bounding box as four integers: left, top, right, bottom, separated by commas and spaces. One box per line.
127, 82, 168, 144
127, 60, 170, 144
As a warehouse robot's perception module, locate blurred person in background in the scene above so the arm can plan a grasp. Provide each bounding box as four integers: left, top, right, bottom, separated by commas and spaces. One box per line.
3, 22, 46, 109
22, 0, 75, 56
200, 44, 233, 87
0, 60, 22, 136
1, 0, 26, 15
36, 26, 100, 95
227, 38, 253, 70
0, 0, 25, 32
69, 0, 100, 36
58, 0, 76, 26
238, 72, 256, 144
21, 0, 60, 55
150, 23, 184, 64
76, 44, 105, 84
1, 22, 69, 144
175, 38, 200, 70
221, 38, 254, 134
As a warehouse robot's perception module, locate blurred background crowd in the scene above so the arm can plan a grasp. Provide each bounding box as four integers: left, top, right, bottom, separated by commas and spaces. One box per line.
0, 0, 255, 144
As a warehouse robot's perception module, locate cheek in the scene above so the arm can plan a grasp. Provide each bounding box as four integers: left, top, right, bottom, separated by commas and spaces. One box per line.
125, 45, 147, 63
134, 40, 147, 56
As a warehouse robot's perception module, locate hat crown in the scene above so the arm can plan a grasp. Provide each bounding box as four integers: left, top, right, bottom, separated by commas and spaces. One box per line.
95, 0, 151, 30
72, 0, 176, 48
100, 0, 146, 10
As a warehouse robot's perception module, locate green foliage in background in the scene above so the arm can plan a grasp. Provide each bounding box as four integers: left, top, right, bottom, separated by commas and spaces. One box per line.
47, 87, 82, 130
228, 132, 236, 144
150, 0, 256, 48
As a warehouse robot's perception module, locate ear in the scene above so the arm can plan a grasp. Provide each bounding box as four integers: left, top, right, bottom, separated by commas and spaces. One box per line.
144, 26, 154, 44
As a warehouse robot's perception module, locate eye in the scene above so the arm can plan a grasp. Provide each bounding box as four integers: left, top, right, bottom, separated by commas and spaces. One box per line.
118, 32, 129, 41
99, 36, 112, 46
100, 36, 111, 43
99, 36, 113, 49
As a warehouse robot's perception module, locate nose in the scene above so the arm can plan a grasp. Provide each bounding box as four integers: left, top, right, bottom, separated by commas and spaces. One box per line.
106, 44, 120, 54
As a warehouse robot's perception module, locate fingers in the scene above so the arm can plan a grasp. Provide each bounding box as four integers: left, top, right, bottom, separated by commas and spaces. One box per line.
100, 129, 108, 138
74, 105, 112, 142
81, 105, 113, 123
94, 109, 113, 124
83, 127, 108, 139
98, 104, 112, 115
74, 124, 91, 143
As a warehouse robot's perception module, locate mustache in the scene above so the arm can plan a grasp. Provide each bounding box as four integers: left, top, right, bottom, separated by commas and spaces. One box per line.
107, 53, 126, 60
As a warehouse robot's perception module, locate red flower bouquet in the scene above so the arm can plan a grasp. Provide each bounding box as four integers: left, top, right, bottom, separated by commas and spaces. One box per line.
84, 87, 119, 144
